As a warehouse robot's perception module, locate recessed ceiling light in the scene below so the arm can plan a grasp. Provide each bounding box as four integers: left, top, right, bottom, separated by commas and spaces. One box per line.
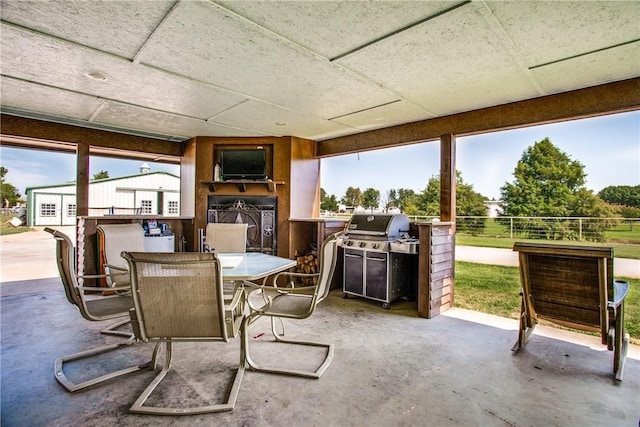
276, 122, 286, 126
85, 71, 107, 81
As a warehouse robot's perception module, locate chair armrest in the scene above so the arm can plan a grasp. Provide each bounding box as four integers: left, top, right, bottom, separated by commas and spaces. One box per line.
129, 308, 143, 341
273, 271, 319, 281
609, 280, 630, 308
271, 271, 319, 289
103, 264, 131, 287
226, 286, 245, 312
79, 285, 131, 293
225, 287, 246, 338
104, 264, 128, 274
77, 271, 131, 294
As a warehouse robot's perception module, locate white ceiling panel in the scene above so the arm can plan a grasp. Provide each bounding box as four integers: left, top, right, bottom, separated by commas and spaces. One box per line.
0, 0, 176, 59
532, 42, 640, 94
0, 24, 249, 119
93, 102, 264, 139
487, 1, 640, 67
1, 77, 104, 120
134, 0, 398, 119
330, 100, 432, 132
210, 100, 352, 139
1, 0, 638, 144
215, 0, 458, 59
337, 3, 541, 115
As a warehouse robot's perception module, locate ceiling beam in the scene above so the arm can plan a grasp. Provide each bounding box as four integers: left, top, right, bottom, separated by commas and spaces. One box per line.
0, 114, 182, 162
316, 77, 640, 157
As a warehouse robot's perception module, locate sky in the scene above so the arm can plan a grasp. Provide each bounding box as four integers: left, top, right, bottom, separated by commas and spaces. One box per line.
321, 111, 640, 200
1, 111, 638, 201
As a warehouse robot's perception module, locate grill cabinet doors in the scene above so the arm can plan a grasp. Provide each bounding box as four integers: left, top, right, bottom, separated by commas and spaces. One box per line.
343, 248, 409, 308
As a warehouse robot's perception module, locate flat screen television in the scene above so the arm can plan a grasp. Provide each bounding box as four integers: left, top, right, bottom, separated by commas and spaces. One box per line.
220, 148, 267, 180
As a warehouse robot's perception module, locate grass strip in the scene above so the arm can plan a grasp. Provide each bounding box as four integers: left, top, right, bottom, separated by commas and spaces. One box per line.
455, 261, 639, 342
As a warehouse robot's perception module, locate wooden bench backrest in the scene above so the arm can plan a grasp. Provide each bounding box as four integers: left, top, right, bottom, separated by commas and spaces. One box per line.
513, 242, 613, 340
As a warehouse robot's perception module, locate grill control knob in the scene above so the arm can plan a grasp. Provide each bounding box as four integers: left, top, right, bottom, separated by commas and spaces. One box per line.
372, 243, 379, 249
359, 241, 366, 248
346, 240, 353, 246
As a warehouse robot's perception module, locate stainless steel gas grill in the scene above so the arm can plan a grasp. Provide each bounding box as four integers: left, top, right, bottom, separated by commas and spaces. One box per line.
338, 214, 419, 309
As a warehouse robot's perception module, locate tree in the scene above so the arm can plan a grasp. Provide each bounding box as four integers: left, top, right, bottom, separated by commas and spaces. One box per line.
416, 177, 441, 216
394, 188, 419, 214
320, 188, 339, 212
500, 138, 614, 241
361, 188, 380, 213
0, 167, 21, 207
92, 170, 110, 180
341, 187, 362, 210
598, 185, 640, 208
415, 172, 487, 234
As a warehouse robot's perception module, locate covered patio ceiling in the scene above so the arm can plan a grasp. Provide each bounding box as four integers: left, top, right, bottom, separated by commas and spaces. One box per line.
1, 0, 639, 156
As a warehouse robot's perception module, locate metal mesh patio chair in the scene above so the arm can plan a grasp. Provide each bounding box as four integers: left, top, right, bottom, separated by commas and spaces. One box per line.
45, 227, 154, 392
96, 223, 146, 287
242, 232, 341, 378
122, 251, 246, 415
202, 222, 248, 253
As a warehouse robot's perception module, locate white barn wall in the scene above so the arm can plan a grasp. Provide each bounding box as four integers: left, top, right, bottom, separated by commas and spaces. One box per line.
27, 171, 180, 226
62, 194, 77, 225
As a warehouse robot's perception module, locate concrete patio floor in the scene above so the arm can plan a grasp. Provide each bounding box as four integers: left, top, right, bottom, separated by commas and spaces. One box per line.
1, 228, 639, 426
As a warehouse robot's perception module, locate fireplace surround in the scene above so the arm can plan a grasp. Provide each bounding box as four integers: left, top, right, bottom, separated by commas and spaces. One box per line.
207, 196, 277, 254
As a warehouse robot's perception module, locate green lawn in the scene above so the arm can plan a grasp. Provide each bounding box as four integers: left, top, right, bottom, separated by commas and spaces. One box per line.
456, 218, 640, 259
455, 261, 640, 342
0, 215, 31, 236
456, 235, 640, 259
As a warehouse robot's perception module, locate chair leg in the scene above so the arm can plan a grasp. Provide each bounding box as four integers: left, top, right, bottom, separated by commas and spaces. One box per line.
512, 298, 536, 352
130, 341, 245, 415
243, 314, 334, 379
100, 318, 134, 339
271, 317, 286, 338
613, 304, 629, 381
54, 337, 154, 393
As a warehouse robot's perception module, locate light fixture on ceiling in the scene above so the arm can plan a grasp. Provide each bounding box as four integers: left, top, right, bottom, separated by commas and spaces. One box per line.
276, 122, 286, 126
85, 71, 107, 81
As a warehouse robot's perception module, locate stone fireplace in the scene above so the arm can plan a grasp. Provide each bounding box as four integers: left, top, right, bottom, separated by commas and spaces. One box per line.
207, 196, 277, 254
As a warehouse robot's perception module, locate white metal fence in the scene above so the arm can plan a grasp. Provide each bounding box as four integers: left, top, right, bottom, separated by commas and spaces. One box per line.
320, 212, 639, 243
452, 216, 639, 242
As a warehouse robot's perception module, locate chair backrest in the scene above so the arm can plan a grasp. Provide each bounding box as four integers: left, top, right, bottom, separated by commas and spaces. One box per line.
513, 242, 613, 342
122, 252, 229, 342
97, 224, 146, 270
45, 227, 80, 307
205, 223, 248, 253
315, 232, 342, 304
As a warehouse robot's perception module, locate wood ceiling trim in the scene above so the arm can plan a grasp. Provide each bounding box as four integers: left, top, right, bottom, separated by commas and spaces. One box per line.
0, 114, 182, 158
315, 77, 640, 157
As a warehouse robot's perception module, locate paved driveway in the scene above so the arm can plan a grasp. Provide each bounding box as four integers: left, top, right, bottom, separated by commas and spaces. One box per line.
456, 245, 639, 278
0, 227, 75, 288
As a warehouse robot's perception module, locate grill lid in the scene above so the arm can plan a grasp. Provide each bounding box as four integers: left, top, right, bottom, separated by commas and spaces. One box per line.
345, 214, 410, 239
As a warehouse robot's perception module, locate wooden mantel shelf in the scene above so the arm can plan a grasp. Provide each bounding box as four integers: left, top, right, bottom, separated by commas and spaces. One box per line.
201, 179, 285, 193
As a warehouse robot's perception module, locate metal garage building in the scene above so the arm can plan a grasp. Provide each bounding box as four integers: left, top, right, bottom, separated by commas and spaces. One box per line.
25, 167, 180, 226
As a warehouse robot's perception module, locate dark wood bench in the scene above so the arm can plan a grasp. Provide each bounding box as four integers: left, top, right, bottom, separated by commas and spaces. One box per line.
512, 242, 630, 381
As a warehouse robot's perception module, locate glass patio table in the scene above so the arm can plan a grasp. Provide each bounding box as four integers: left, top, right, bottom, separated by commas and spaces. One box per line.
219, 252, 296, 282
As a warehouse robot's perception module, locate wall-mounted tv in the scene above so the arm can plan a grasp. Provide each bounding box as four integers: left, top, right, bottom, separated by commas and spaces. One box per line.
220, 148, 267, 180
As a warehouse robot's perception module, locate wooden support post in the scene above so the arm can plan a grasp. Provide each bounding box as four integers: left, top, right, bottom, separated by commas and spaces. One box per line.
439, 133, 456, 311
440, 133, 456, 223
76, 143, 89, 217
75, 143, 90, 287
